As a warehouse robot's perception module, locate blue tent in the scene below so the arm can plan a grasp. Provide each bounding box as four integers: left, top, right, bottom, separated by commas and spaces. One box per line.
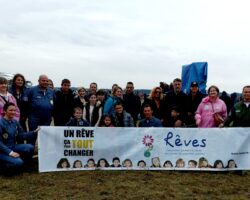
181, 62, 207, 94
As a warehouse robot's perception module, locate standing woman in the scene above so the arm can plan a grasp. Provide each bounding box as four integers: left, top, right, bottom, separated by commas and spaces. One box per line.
83, 94, 102, 126
0, 77, 20, 121
195, 85, 227, 127
0, 103, 39, 173
73, 87, 87, 111
103, 86, 123, 117
8, 73, 29, 131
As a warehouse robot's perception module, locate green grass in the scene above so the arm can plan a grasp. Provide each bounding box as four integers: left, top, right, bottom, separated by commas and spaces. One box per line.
0, 170, 249, 200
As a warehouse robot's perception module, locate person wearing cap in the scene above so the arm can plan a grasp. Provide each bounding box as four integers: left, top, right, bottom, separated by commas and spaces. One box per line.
54, 79, 74, 126
186, 81, 205, 127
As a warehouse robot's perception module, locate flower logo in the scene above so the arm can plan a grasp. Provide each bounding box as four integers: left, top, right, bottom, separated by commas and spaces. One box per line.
142, 135, 154, 147
142, 135, 154, 158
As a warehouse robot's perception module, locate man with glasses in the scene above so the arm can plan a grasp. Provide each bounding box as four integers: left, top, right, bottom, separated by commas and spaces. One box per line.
113, 102, 134, 127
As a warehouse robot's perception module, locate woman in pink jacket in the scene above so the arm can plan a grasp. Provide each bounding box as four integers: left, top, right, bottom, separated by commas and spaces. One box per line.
0, 77, 20, 121
195, 85, 227, 128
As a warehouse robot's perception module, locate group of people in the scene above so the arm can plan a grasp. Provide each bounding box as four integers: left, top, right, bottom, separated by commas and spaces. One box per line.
0, 73, 250, 174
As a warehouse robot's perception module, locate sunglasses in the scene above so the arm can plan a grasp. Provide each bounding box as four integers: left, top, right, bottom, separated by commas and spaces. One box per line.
155, 91, 162, 94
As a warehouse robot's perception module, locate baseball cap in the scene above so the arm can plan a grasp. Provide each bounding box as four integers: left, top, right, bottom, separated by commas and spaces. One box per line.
191, 81, 199, 87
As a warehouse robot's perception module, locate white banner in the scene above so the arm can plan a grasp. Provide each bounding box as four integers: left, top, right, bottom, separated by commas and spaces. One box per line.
38, 127, 250, 172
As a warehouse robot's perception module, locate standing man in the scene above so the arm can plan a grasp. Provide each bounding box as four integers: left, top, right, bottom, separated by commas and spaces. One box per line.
224, 85, 250, 176
27, 75, 54, 145
54, 79, 74, 126
138, 104, 162, 127
123, 82, 141, 125
224, 85, 250, 127
186, 82, 205, 127
86, 82, 98, 101
164, 78, 187, 127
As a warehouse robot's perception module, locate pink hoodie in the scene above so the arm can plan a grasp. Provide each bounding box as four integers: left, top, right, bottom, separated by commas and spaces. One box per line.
195, 96, 227, 128
0, 92, 20, 121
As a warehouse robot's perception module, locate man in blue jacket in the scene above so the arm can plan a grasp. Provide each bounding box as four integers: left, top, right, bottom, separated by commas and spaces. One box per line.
138, 104, 162, 127
26, 75, 54, 145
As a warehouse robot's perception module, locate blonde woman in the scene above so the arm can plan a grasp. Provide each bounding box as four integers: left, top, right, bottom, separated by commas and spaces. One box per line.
142, 87, 165, 122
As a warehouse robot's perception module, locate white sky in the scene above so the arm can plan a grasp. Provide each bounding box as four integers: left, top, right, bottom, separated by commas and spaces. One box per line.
0, 0, 250, 92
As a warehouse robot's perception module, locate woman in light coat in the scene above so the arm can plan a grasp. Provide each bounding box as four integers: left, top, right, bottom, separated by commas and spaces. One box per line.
195, 85, 227, 127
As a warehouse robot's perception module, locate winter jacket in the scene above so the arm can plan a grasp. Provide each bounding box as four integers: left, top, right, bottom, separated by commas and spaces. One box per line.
113, 111, 134, 127
224, 101, 250, 127
103, 96, 122, 116
195, 96, 227, 127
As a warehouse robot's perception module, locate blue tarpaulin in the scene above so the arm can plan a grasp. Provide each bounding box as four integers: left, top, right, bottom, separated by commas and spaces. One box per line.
181, 62, 208, 94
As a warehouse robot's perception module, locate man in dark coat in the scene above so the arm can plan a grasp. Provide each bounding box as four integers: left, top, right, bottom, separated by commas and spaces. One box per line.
186, 81, 205, 127
54, 79, 74, 126
123, 82, 141, 125
164, 78, 187, 127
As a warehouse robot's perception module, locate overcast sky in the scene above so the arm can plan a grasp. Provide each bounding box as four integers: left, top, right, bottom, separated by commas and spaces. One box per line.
1, 0, 250, 92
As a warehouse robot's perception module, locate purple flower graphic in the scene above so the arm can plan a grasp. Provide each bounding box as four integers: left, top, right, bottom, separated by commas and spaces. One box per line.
142, 135, 154, 147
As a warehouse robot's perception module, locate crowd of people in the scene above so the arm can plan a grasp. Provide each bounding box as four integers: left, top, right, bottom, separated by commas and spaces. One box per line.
0, 73, 250, 174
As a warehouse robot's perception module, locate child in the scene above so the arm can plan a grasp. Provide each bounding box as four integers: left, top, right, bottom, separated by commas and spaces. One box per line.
188, 160, 197, 168
110, 157, 121, 167
57, 158, 70, 168
175, 158, 185, 168
166, 106, 182, 127
151, 157, 161, 168
66, 107, 90, 126
73, 160, 83, 168
163, 160, 173, 168
99, 114, 114, 127
198, 157, 212, 168
122, 159, 133, 168
84, 158, 96, 168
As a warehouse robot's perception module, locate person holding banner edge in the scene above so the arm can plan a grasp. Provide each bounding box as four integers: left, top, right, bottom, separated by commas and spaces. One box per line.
0, 102, 40, 175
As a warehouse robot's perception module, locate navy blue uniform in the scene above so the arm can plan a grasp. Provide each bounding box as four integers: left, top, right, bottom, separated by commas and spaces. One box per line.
27, 86, 54, 144
0, 118, 35, 171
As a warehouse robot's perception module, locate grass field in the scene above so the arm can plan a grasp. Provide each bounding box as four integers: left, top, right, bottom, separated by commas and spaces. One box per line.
1, 168, 249, 200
